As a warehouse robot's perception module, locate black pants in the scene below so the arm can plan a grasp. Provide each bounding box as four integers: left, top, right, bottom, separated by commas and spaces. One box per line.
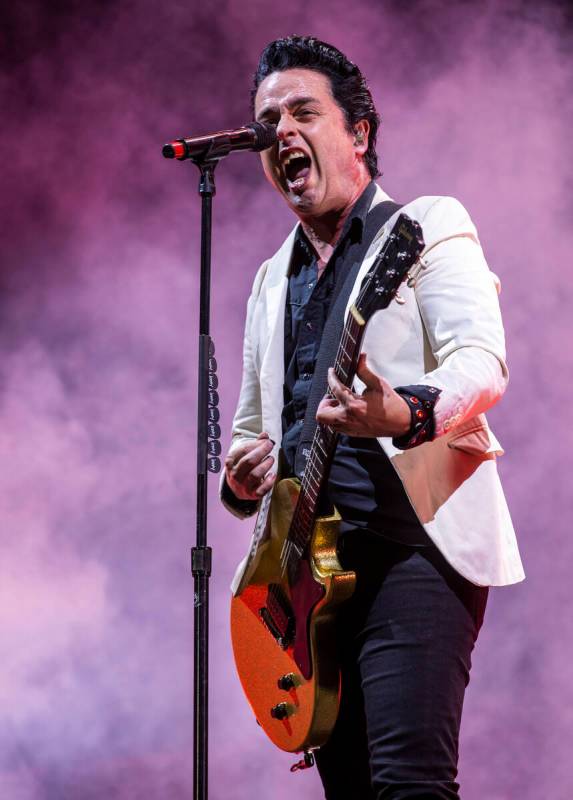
314, 531, 488, 800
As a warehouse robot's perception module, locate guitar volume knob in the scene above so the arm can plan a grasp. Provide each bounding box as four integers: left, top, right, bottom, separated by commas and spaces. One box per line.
277, 673, 297, 691
270, 702, 291, 720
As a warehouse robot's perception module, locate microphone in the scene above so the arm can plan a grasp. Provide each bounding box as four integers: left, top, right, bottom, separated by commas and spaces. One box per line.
162, 122, 277, 161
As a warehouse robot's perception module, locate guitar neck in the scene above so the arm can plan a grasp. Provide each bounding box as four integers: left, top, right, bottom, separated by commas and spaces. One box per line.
286, 306, 366, 561
280, 212, 425, 577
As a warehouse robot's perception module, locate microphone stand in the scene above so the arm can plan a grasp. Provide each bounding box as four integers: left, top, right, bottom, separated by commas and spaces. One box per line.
162, 124, 276, 800
189, 155, 221, 800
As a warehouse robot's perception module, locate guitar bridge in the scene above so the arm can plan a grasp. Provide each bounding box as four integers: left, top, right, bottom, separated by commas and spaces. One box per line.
259, 583, 295, 649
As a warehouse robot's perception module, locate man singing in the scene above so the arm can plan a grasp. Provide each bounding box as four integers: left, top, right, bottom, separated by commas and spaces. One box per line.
221, 36, 523, 799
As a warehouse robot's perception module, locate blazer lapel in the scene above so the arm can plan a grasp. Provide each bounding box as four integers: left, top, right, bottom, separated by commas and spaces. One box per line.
258, 226, 297, 444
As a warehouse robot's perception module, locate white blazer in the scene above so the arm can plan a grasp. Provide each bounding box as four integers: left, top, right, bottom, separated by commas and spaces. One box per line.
222, 185, 524, 587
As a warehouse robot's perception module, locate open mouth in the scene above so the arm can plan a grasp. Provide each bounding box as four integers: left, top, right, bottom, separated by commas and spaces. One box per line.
281, 149, 312, 192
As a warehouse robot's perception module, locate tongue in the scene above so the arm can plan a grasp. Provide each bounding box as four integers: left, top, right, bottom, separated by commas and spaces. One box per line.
288, 165, 310, 189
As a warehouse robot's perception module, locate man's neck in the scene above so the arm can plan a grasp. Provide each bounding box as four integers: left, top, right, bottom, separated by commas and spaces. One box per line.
299, 179, 372, 271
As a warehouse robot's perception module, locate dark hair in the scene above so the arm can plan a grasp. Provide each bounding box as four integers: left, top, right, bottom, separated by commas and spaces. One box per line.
252, 36, 381, 179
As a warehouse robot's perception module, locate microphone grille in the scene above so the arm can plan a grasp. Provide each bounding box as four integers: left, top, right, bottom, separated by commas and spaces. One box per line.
249, 122, 277, 152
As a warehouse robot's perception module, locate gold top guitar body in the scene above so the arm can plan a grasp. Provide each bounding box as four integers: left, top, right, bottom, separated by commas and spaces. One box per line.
230, 476, 355, 752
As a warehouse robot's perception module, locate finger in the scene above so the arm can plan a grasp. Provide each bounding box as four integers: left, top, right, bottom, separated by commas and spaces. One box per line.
232, 440, 273, 481
327, 368, 353, 405
228, 439, 274, 483
356, 353, 384, 391
317, 412, 354, 435
246, 454, 275, 487
225, 432, 275, 468
316, 402, 347, 427
255, 471, 277, 498
317, 397, 339, 414
224, 440, 263, 469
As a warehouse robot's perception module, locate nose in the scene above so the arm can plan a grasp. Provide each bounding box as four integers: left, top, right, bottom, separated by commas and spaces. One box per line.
275, 111, 297, 143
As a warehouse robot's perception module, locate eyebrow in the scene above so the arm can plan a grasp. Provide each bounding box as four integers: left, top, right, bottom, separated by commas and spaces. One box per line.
256, 95, 319, 122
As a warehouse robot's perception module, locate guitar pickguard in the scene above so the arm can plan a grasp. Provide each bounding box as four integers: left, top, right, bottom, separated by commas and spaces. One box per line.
289, 556, 326, 679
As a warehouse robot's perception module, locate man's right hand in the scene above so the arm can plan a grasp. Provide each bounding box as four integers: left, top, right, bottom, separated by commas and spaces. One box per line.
224, 431, 277, 501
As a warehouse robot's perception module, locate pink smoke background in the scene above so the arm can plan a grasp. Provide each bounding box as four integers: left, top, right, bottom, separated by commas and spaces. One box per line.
1, 1, 571, 797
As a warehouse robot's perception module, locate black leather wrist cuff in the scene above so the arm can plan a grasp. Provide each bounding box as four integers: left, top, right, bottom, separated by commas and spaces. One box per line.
392, 385, 441, 450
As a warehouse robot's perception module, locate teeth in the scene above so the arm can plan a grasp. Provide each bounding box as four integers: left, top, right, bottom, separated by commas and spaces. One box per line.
282, 149, 307, 165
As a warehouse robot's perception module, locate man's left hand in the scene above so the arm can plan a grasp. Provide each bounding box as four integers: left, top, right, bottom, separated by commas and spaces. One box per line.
316, 354, 411, 438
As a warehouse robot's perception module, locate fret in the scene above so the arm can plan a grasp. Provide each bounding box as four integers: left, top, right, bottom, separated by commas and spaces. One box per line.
339, 342, 351, 360
308, 453, 325, 481
301, 460, 320, 489
299, 476, 315, 499
296, 491, 316, 523
306, 470, 320, 490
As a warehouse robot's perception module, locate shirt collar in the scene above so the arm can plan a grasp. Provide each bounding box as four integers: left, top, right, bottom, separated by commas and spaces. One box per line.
294, 181, 377, 261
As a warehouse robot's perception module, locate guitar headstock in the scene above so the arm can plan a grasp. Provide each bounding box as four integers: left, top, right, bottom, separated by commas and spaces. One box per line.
354, 213, 425, 322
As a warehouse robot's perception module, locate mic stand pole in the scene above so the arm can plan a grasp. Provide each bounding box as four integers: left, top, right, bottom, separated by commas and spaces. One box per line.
189, 156, 222, 800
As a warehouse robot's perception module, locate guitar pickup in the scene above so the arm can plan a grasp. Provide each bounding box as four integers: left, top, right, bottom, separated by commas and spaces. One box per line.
259, 583, 295, 649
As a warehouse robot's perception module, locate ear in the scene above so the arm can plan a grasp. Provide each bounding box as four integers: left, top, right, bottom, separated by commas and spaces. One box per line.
353, 119, 370, 155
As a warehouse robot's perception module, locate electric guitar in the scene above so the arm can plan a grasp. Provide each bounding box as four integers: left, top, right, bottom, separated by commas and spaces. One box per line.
230, 213, 425, 763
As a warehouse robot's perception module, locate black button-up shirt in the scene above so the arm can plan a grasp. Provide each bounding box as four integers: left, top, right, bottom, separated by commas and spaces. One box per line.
282, 183, 432, 546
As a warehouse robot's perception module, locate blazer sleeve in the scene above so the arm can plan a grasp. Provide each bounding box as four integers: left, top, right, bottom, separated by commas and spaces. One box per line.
219, 259, 269, 518
413, 196, 509, 438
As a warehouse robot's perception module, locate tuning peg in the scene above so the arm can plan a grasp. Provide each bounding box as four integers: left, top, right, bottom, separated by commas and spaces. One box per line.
394, 292, 406, 305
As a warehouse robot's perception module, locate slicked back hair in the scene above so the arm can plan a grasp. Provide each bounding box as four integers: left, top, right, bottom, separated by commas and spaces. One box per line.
252, 36, 381, 179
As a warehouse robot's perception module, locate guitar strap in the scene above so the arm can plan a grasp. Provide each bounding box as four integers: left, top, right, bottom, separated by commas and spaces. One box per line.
293, 199, 403, 478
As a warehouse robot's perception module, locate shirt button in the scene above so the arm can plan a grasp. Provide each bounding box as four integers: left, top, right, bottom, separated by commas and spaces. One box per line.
306, 321, 313, 331
308, 282, 314, 289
